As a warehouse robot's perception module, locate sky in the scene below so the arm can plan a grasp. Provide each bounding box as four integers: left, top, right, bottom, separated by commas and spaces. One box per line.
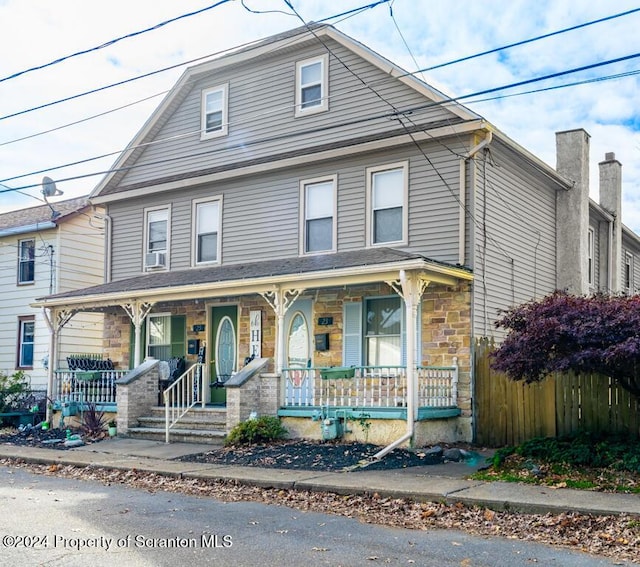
1, 0, 639, 229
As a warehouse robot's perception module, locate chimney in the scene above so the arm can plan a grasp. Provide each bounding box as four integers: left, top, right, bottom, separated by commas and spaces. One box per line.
555, 129, 590, 295
599, 152, 623, 292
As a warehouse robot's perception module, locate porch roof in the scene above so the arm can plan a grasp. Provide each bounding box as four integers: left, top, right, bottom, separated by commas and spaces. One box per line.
32, 247, 472, 309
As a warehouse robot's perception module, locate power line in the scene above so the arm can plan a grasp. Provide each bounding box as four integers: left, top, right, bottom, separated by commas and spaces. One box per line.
421, 7, 640, 72
0, 0, 233, 84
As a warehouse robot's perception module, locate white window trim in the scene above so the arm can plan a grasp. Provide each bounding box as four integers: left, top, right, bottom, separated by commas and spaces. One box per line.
146, 312, 171, 359
365, 161, 409, 247
143, 205, 171, 272
17, 238, 35, 285
191, 195, 223, 266
299, 175, 337, 256
201, 83, 229, 140
587, 227, 595, 287
17, 316, 35, 369
295, 54, 329, 117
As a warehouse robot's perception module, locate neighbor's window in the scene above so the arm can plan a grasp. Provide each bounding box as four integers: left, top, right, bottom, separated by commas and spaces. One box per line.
367, 163, 408, 245
301, 177, 335, 254
17, 316, 35, 368
365, 297, 402, 366
588, 228, 595, 286
147, 314, 171, 361
144, 207, 169, 269
18, 239, 35, 284
625, 252, 634, 293
201, 84, 229, 139
295, 55, 328, 117
193, 198, 221, 264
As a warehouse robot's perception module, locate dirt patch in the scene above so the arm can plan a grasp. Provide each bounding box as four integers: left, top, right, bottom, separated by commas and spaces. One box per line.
179, 439, 484, 472
0, 425, 104, 450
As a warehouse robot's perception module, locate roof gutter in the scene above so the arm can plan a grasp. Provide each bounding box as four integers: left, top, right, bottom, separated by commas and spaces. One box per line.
0, 221, 56, 237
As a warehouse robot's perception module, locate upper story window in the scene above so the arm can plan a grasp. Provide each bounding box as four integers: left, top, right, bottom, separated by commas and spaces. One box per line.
201, 84, 229, 139
144, 207, 169, 270
367, 162, 408, 246
587, 228, 595, 287
301, 177, 336, 254
192, 197, 222, 265
18, 239, 35, 284
625, 252, 634, 293
17, 316, 35, 369
295, 55, 328, 117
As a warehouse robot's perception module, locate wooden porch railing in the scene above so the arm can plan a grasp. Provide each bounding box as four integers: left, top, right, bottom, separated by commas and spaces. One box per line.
283, 362, 458, 408
53, 370, 128, 405
163, 363, 205, 443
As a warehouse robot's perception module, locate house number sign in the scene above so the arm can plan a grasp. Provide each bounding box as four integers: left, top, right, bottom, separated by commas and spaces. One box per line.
250, 310, 262, 358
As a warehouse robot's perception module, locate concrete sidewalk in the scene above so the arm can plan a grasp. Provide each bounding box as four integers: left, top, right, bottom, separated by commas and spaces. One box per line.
0, 437, 638, 517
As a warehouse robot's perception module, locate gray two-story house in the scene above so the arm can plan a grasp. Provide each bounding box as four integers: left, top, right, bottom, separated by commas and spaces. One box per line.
34, 24, 640, 448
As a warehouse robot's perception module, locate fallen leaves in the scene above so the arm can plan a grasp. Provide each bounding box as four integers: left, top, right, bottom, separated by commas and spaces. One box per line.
1, 457, 638, 563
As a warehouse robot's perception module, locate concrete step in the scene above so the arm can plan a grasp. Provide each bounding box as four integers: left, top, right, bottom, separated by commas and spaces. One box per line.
137, 416, 226, 432
147, 406, 227, 424
127, 426, 226, 445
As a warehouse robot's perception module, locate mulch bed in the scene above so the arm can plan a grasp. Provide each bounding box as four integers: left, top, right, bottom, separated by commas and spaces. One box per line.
179, 439, 475, 472
0, 426, 102, 450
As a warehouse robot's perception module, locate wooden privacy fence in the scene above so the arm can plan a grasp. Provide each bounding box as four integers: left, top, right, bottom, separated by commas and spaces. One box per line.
474, 338, 640, 447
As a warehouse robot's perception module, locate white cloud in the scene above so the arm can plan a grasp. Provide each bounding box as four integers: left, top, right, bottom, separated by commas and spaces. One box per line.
0, 0, 638, 232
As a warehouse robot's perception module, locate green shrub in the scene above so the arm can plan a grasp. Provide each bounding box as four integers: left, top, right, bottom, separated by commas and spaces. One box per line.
225, 416, 287, 446
0, 370, 30, 413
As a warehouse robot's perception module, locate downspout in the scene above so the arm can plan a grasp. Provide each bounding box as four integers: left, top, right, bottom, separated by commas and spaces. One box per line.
458, 131, 493, 266
43, 308, 57, 425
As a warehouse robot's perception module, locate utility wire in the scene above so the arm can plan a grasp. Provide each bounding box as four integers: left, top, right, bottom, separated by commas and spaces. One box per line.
421, 7, 640, 72
0, 0, 233, 84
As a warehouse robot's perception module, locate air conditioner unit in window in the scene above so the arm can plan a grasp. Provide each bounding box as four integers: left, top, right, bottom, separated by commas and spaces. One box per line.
145, 251, 166, 269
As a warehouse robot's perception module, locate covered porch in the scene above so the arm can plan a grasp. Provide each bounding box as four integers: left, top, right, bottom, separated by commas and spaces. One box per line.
33, 248, 473, 445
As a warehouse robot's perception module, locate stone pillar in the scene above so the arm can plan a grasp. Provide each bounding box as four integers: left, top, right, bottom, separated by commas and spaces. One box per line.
556, 129, 590, 295
115, 359, 160, 435
599, 152, 623, 292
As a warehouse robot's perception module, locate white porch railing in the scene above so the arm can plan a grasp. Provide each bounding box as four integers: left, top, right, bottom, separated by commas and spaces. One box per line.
164, 363, 205, 443
53, 370, 128, 405
283, 362, 458, 408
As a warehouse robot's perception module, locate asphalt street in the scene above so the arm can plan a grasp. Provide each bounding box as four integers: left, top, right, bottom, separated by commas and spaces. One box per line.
0, 464, 625, 567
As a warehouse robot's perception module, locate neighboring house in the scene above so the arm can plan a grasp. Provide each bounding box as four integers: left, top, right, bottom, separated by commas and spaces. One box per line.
32, 25, 640, 446
0, 197, 105, 389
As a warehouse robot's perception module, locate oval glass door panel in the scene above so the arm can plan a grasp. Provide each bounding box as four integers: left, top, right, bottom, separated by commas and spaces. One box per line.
215, 316, 236, 382
287, 311, 309, 367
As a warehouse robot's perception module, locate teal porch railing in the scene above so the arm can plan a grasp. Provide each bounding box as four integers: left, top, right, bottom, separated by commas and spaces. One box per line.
283, 362, 458, 409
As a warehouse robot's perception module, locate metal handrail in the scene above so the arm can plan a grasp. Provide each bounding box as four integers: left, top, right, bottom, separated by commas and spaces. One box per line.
163, 363, 205, 443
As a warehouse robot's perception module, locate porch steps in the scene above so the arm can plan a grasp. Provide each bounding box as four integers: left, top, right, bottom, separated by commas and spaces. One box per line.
127, 406, 227, 444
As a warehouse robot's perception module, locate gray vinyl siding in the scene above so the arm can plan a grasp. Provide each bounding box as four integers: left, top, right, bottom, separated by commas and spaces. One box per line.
116, 38, 463, 188
472, 142, 557, 338
621, 233, 640, 293
108, 140, 467, 279
589, 219, 599, 291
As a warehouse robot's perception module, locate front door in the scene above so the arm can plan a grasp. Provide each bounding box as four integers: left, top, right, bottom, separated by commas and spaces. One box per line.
209, 305, 237, 405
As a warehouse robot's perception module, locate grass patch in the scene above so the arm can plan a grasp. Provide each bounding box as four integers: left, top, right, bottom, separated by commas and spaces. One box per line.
472, 432, 640, 493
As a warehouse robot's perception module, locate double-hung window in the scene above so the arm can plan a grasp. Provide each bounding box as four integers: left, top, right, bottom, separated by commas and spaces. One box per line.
625, 252, 634, 293
18, 239, 35, 284
301, 177, 336, 254
193, 197, 221, 265
17, 316, 35, 368
365, 297, 402, 366
587, 228, 595, 287
144, 207, 169, 270
201, 84, 229, 139
295, 55, 328, 117
367, 162, 408, 246
147, 314, 171, 361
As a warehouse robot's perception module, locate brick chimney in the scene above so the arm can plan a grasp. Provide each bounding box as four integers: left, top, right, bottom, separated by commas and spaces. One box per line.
555, 129, 590, 295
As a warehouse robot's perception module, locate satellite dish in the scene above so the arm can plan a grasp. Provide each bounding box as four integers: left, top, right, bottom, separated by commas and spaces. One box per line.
42, 176, 63, 197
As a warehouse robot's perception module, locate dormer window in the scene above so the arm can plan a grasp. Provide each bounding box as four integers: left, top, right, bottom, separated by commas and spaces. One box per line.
295, 55, 328, 117
201, 84, 228, 139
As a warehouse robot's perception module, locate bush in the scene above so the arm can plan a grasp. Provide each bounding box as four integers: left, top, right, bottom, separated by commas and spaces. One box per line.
225, 416, 287, 446
0, 370, 31, 413
80, 403, 107, 437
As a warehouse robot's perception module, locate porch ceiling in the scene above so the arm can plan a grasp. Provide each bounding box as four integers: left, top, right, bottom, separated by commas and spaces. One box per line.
32, 247, 472, 311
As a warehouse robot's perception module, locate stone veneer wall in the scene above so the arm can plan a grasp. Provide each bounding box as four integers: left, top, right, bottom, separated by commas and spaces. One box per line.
115, 359, 160, 435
